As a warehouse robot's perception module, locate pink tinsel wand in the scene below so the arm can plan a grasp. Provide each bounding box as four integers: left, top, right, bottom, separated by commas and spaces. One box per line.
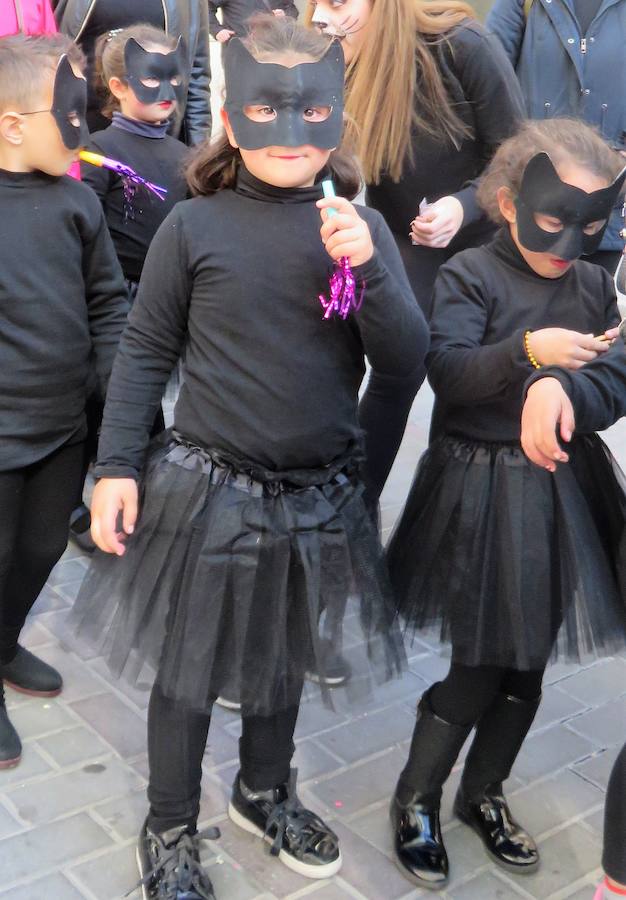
319, 179, 365, 320
79, 150, 167, 201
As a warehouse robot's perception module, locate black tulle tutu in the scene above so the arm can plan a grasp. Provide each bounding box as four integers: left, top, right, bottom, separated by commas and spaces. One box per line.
387, 434, 626, 670
71, 433, 405, 715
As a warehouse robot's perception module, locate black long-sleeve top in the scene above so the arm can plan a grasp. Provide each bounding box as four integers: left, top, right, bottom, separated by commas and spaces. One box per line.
81, 120, 189, 282
207, 0, 297, 37
427, 227, 621, 442
96, 166, 429, 490
0, 169, 129, 472
366, 22, 525, 241
527, 348, 626, 434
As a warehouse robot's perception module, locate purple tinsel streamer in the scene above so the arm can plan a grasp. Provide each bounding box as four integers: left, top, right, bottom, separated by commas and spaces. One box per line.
96, 156, 167, 202
319, 257, 365, 320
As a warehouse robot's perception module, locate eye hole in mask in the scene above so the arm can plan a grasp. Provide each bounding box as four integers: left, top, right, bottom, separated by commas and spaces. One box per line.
242, 104, 333, 123
532, 212, 607, 236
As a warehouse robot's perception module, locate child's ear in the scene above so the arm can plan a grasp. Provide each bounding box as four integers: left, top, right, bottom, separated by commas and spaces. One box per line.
0, 111, 25, 146
221, 108, 238, 149
108, 76, 128, 102
497, 186, 517, 224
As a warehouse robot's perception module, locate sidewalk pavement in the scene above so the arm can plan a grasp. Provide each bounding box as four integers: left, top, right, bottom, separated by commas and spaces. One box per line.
0, 384, 624, 900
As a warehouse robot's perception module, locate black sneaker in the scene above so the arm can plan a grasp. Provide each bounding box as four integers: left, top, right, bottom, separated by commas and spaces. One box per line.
1, 646, 62, 697
135, 819, 220, 900
214, 695, 241, 712
305, 639, 351, 687
0, 705, 21, 769
228, 770, 342, 879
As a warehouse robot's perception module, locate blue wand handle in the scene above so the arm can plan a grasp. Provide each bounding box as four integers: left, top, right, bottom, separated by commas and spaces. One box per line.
321, 179, 338, 218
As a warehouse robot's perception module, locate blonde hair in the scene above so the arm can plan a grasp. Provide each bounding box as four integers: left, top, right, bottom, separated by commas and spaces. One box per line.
0, 33, 81, 113
94, 24, 178, 118
477, 118, 625, 224
307, 0, 475, 184
187, 15, 362, 198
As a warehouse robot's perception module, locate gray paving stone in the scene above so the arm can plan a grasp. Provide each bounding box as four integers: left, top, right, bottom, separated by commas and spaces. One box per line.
513, 725, 597, 783
506, 769, 604, 837
0, 872, 87, 900
582, 808, 604, 839
31, 645, 105, 703
329, 671, 425, 718
531, 686, 588, 731
88, 657, 152, 710
19, 619, 55, 650
447, 870, 527, 899
4, 756, 142, 825
8, 697, 76, 740
329, 820, 420, 899
70, 692, 147, 758
36, 725, 113, 768
568, 697, 626, 747
574, 744, 623, 791
95, 788, 148, 841
0, 803, 23, 839
0, 742, 52, 786
291, 698, 350, 740
293, 880, 365, 899
543, 660, 584, 686
215, 815, 310, 898
70, 842, 139, 900
561, 884, 601, 900
0, 812, 112, 884
316, 705, 414, 765
36, 609, 100, 660
307, 747, 407, 818
206, 856, 267, 900
557, 658, 626, 706
407, 652, 453, 684
510, 822, 601, 898
202, 723, 240, 767
31, 584, 72, 614
47, 559, 88, 586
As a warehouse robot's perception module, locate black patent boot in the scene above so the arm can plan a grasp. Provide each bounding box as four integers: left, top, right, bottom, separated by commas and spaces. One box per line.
0, 682, 21, 769
391, 689, 472, 889
454, 692, 541, 874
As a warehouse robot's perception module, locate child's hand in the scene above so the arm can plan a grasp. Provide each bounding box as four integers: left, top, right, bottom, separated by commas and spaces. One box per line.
317, 196, 374, 267
409, 196, 464, 249
90, 478, 138, 556
521, 377, 575, 472
527, 328, 610, 369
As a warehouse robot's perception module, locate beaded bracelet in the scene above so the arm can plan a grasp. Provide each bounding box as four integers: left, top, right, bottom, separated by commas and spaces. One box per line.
523, 329, 541, 369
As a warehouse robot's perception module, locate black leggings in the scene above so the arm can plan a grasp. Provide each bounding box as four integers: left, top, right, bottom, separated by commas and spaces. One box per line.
603, 742, 626, 885
431, 663, 546, 727
0, 442, 84, 666
147, 684, 301, 834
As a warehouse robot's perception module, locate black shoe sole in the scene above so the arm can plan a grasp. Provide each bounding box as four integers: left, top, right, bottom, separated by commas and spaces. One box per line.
3, 680, 62, 699
455, 804, 540, 874
228, 801, 342, 879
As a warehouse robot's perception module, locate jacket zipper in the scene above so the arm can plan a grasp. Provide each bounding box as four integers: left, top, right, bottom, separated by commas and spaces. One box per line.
580, 37, 587, 53
75, 0, 98, 43
161, 0, 168, 34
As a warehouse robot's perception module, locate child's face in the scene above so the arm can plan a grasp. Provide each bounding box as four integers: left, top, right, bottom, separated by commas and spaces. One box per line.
309, 0, 373, 65
222, 108, 332, 188
498, 161, 610, 279
111, 45, 180, 124
17, 66, 85, 176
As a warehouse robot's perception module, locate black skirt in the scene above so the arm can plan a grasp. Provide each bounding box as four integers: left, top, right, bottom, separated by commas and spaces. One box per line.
386, 434, 626, 670
71, 433, 405, 715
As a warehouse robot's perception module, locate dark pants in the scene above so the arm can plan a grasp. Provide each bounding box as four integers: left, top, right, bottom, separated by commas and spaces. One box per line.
147, 683, 302, 834
0, 442, 84, 666
603, 742, 626, 885
431, 663, 545, 726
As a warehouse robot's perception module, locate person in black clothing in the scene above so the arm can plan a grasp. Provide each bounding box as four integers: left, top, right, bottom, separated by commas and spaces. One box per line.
0, 36, 127, 768
521, 324, 626, 900
309, 0, 525, 318
384, 118, 626, 889
209, 0, 297, 48
69, 24, 189, 550
53, 0, 211, 143
69, 17, 428, 899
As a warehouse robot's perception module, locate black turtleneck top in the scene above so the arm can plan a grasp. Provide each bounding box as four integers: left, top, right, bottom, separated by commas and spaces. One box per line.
96, 166, 429, 490
427, 227, 621, 442
82, 115, 189, 283
0, 169, 128, 471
